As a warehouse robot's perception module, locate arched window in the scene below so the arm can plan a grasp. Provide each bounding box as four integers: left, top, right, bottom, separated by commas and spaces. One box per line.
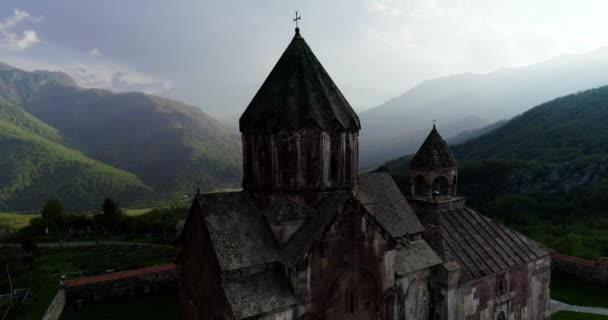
497, 274, 507, 295
496, 311, 506, 320
432, 176, 449, 196
414, 175, 426, 196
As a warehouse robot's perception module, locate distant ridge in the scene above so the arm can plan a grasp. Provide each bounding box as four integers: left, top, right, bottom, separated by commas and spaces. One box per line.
0, 62, 242, 211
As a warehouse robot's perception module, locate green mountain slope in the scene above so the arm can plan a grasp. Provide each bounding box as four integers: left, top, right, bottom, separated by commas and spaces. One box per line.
0, 63, 241, 201
454, 86, 608, 161
0, 99, 154, 211
379, 86, 608, 259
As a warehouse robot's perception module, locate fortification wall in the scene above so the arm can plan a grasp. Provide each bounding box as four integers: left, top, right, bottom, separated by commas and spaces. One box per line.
552, 254, 608, 285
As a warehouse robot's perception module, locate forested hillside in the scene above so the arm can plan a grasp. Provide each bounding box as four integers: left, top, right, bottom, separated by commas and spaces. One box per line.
0, 62, 242, 211
380, 86, 608, 259
0, 98, 154, 211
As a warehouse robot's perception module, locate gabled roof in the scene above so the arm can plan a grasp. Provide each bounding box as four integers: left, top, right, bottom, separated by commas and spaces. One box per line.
394, 240, 442, 276
199, 192, 280, 272
239, 29, 360, 134
265, 196, 317, 224
222, 269, 296, 320
410, 125, 456, 170
426, 206, 549, 283
279, 191, 352, 267
357, 173, 425, 236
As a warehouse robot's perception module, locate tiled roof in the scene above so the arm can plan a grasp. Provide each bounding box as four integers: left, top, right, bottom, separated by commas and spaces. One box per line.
222, 269, 296, 320
65, 264, 175, 288
394, 239, 443, 276
410, 125, 456, 170
279, 191, 352, 267
357, 173, 425, 237
199, 192, 280, 272
431, 206, 549, 282
239, 29, 360, 134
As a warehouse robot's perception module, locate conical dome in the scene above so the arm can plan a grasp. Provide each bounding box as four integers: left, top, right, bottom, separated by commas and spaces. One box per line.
410, 125, 456, 170
239, 29, 360, 134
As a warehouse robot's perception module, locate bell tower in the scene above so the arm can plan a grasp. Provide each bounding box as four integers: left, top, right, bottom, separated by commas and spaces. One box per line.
239, 27, 360, 195
407, 125, 464, 210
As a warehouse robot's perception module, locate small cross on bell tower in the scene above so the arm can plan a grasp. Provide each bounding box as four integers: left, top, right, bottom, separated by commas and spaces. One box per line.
293, 11, 301, 34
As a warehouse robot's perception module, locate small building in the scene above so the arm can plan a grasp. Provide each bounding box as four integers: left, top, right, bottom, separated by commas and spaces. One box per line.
178, 26, 551, 320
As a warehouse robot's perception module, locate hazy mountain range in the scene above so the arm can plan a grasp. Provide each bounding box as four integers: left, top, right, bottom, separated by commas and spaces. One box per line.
358, 47, 608, 168
379, 85, 608, 259
0, 62, 241, 211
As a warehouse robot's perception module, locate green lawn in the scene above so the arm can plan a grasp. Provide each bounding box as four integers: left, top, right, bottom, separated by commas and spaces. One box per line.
60, 291, 178, 320
552, 273, 608, 308
553, 311, 608, 320
12, 245, 175, 320
124, 207, 155, 216
0, 212, 39, 232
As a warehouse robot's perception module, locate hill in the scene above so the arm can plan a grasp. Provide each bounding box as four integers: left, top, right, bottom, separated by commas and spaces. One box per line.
379, 86, 608, 259
454, 86, 608, 161
0, 98, 154, 211
0, 63, 242, 207
360, 47, 608, 167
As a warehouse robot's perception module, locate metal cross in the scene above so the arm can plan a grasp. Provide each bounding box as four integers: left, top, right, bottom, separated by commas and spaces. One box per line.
293, 11, 301, 28
433, 119, 437, 125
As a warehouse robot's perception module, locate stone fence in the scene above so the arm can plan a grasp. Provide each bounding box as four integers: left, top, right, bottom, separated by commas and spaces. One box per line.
0, 288, 27, 304
63, 264, 177, 308
552, 253, 608, 285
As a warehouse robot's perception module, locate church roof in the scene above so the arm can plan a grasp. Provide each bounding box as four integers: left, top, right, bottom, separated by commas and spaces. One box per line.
280, 191, 353, 267
422, 206, 549, 283
410, 125, 456, 170
222, 269, 296, 320
357, 173, 425, 236
239, 29, 360, 134
394, 240, 442, 276
199, 192, 280, 272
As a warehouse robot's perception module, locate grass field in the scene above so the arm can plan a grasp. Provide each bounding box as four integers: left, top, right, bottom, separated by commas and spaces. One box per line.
553, 311, 608, 320
124, 207, 155, 216
551, 273, 608, 308
8, 245, 176, 320
60, 291, 178, 320
0, 212, 39, 232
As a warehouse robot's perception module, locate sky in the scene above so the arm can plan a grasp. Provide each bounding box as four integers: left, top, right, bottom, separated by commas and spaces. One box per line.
1, 0, 608, 118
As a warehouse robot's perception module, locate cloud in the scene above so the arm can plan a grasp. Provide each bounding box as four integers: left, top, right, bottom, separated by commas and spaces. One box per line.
88, 48, 102, 56
3, 57, 173, 95
0, 9, 43, 51
5, 30, 41, 51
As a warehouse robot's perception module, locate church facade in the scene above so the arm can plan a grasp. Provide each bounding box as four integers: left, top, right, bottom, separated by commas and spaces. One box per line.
178, 28, 551, 320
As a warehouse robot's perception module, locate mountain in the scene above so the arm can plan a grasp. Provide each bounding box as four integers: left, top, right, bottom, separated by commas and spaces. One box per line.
454, 86, 608, 161
446, 120, 507, 146
359, 47, 608, 167
379, 85, 608, 259
0, 62, 242, 210
0, 98, 153, 211
359, 115, 489, 169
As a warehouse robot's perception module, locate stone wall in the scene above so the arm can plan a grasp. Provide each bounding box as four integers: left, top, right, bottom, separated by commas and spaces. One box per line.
290, 200, 396, 320
552, 254, 608, 285
440, 256, 551, 320
65, 270, 176, 306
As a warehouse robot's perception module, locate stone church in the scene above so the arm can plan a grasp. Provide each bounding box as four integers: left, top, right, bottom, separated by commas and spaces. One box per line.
179, 27, 551, 320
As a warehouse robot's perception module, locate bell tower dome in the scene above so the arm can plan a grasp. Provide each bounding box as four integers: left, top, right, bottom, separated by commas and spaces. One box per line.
239, 28, 361, 194
408, 125, 459, 203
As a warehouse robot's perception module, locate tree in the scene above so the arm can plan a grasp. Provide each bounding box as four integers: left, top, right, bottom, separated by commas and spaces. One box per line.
41, 198, 65, 225
98, 198, 124, 232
